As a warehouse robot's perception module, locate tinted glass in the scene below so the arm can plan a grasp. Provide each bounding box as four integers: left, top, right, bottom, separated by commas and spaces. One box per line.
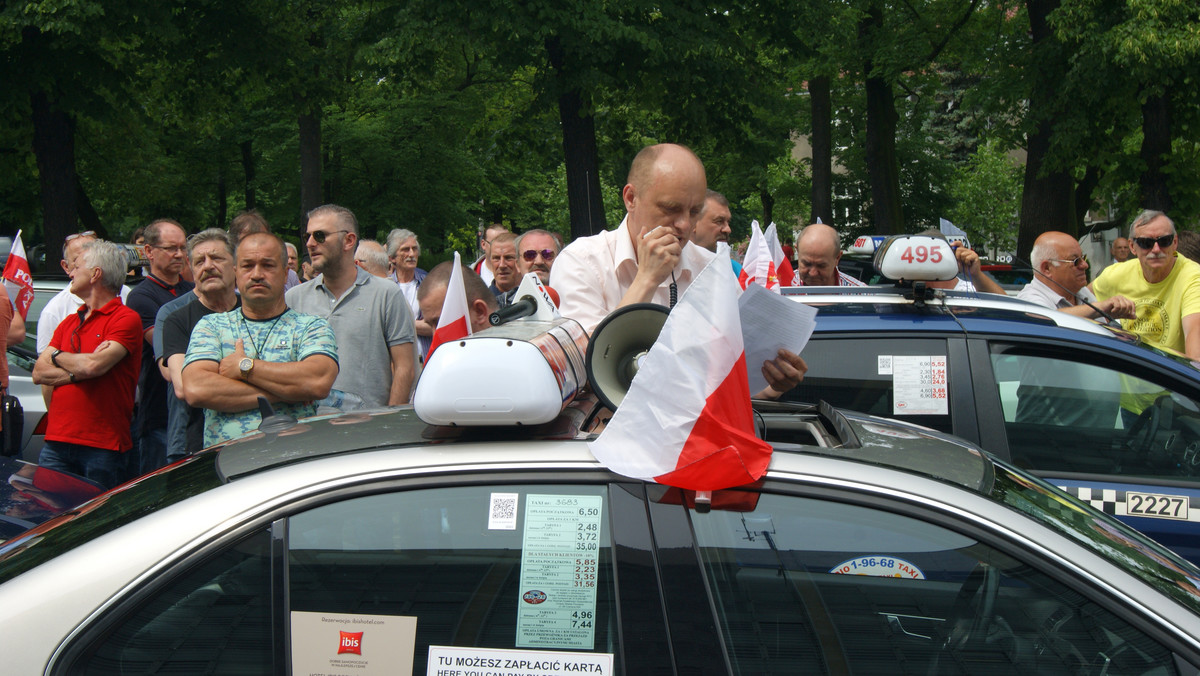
692, 492, 1180, 675
788, 337, 953, 433
989, 346, 1200, 478
286, 485, 617, 673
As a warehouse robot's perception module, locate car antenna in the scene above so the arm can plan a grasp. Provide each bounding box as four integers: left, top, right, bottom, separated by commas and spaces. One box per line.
257, 396, 298, 434
1012, 255, 1117, 324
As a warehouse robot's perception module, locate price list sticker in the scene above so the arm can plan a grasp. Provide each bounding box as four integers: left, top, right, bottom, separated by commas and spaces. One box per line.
892, 355, 948, 415
516, 494, 603, 650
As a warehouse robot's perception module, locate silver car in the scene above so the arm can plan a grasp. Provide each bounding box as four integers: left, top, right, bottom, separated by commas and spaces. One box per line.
0, 399, 1198, 675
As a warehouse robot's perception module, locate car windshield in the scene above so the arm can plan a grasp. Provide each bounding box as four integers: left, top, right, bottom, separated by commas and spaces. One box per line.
991, 457, 1200, 612
0, 453, 222, 585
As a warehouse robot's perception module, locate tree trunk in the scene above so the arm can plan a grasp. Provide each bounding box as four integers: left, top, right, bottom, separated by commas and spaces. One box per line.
809, 76, 833, 226
760, 189, 775, 227
546, 36, 607, 241
1017, 0, 1074, 260
1073, 165, 1100, 231
75, 175, 103, 238
30, 90, 78, 271
1139, 91, 1173, 212
299, 110, 323, 226
240, 140, 256, 210
864, 75, 904, 234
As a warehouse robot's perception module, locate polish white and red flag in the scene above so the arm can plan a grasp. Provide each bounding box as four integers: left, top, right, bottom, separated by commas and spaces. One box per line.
428, 251, 472, 357
737, 220, 778, 291
2, 230, 34, 319
764, 222, 796, 287
589, 251, 772, 490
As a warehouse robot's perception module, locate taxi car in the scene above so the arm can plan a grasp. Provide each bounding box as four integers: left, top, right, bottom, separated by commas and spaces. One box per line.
785, 235, 1200, 567
1, 395, 1199, 674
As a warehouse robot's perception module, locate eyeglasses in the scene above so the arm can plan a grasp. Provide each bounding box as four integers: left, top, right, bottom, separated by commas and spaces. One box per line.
1133, 234, 1175, 250
1049, 256, 1087, 268
522, 249, 556, 262
65, 231, 96, 243
309, 229, 350, 244
149, 245, 186, 255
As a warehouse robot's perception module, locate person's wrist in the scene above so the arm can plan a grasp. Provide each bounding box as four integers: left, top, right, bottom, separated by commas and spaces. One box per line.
51, 349, 62, 368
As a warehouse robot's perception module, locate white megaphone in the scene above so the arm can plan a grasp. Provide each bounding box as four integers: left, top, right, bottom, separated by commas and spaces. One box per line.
414, 273, 585, 427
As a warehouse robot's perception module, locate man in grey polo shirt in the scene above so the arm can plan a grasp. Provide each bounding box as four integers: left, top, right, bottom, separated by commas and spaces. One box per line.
286, 204, 416, 409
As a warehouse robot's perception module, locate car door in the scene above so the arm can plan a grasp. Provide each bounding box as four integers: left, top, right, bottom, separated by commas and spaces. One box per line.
968, 336, 1200, 566
655, 480, 1199, 675
786, 332, 980, 444
52, 475, 671, 675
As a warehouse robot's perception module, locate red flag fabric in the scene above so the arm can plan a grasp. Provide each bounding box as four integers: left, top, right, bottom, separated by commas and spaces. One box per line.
428, 251, 472, 357
588, 251, 773, 490
765, 222, 796, 287
738, 220, 778, 291
2, 230, 34, 320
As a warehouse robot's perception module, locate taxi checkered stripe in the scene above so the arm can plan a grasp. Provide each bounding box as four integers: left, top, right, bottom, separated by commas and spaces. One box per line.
1057, 485, 1200, 522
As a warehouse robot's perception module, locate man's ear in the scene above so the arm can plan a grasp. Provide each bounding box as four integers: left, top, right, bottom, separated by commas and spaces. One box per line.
470, 299, 492, 328
60, 258, 70, 274
621, 184, 637, 212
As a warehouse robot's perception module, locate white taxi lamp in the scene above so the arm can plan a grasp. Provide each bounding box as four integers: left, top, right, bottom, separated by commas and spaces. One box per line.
414, 274, 590, 426
847, 235, 887, 256
873, 235, 960, 307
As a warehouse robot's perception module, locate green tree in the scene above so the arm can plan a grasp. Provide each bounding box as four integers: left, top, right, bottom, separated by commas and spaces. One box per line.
948, 139, 1023, 257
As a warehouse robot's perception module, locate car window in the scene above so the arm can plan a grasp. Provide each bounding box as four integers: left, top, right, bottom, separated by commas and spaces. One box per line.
989, 345, 1200, 479
690, 492, 1180, 675
69, 484, 618, 674
788, 337, 954, 434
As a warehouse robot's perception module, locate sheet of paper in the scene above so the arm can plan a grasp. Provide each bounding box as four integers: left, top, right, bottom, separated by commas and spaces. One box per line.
291, 611, 417, 675
739, 284, 818, 395
516, 494, 603, 649
427, 646, 614, 676
892, 355, 948, 415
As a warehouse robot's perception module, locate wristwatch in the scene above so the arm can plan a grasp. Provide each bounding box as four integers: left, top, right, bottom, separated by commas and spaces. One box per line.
51, 349, 62, 368
239, 357, 254, 380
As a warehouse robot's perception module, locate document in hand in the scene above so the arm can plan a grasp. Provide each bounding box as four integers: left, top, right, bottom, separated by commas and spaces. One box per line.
739, 283, 817, 395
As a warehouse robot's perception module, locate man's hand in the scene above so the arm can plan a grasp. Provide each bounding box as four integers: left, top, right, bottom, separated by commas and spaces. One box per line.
634, 225, 683, 289
218, 339, 248, 380
1097, 295, 1136, 320
757, 349, 807, 399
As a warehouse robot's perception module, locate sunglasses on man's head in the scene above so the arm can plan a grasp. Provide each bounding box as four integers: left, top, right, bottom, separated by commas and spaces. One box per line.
1133, 234, 1175, 250
522, 249, 556, 262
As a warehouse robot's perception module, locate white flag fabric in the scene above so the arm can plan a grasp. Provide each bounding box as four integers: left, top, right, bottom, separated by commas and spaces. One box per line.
738, 220, 778, 291
764, 222, 796, 286
589, 251, 772, 490
2, 230, 34, 319
428, 251, 472, 357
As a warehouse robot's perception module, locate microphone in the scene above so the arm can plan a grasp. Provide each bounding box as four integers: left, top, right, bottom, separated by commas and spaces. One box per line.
488, 273, 561, 326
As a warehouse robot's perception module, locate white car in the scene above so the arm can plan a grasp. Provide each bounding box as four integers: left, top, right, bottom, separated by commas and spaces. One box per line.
0, 398, 1198, 674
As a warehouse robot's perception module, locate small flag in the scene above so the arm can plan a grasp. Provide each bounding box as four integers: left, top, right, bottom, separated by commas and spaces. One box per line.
2, 230, 34, 320
428, 252, 471, 357
737, 221, 778, 291
765, 222, 796, 286
589, 250, 773, 490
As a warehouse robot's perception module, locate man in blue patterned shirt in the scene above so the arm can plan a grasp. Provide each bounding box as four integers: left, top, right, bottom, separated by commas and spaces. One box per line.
183, 233, 338, 446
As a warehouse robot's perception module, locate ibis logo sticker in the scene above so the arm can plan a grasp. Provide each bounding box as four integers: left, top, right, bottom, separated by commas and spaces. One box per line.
338, 631, 364, 655
522, 590, 547, 604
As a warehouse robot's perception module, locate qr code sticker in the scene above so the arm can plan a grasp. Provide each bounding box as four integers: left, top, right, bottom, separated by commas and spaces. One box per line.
488, 492, 519, 530
878, 355, 893, 375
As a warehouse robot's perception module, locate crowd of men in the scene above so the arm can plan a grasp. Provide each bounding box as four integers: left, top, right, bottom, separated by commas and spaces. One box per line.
21, 141, 1193, 492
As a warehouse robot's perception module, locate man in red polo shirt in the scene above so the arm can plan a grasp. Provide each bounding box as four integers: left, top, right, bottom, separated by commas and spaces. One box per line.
32, 240, 142, 489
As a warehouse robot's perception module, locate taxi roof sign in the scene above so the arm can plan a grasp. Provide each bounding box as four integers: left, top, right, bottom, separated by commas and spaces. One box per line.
874, 235, 959, 282
848, 235, 887, 256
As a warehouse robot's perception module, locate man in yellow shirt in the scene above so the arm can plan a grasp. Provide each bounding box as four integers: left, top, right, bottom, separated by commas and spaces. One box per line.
1093, 210, 1200, 360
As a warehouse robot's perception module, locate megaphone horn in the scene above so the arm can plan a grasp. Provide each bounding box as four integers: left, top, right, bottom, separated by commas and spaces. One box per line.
585, 303, 670, 411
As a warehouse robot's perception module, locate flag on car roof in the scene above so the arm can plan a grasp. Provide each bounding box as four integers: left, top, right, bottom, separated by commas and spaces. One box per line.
428, 251, 472, 357
765, 222, 796, 286
738, 221, 778, 292
589, 250, 772, 490
2, 230, 34, 320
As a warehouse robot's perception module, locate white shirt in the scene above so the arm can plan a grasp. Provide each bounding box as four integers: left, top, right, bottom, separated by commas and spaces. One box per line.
36, 284, 132, 355
1017, 276, 1096, 310
550, 216, 714, 335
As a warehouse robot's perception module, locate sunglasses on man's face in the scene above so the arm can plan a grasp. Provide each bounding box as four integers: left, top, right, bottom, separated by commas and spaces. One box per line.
309, 229, 350, 244
522, 249, 556, 262
1133, 234, 1175, 250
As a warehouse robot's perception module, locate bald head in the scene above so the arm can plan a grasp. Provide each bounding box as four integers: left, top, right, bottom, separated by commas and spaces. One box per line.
795, 223, 843, 286
622, 143, 707, 244
1030, 230, 1088, 298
